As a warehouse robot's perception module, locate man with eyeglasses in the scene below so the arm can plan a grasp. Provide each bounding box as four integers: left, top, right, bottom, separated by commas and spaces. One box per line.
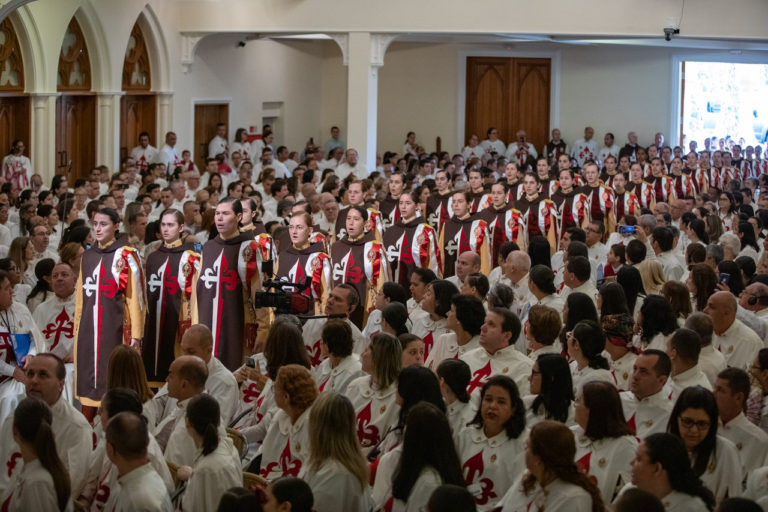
663, 328, 712, 402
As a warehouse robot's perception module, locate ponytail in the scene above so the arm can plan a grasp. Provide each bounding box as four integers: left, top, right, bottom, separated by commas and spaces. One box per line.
14, 398, 71, 511
186, 394, 220, 456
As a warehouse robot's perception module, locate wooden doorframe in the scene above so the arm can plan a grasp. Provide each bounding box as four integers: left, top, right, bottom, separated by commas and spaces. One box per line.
191, 97, 231, 159
457, 49, 561, 152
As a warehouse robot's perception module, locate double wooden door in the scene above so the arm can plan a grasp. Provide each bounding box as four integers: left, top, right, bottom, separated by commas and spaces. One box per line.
56, 94, 96, 179
465, 57, 551, 153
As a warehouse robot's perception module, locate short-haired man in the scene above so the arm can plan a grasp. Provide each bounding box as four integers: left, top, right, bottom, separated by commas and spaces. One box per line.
684, 312, 726, 386
302, 284, 367, 366
559, 256, 597, 306
705, 291, 763, 370
426, 294, 486, 369
663, 328, 712, 401
0, 354, 92, 497
448, 250, 481, 290
460, 307, 532, 398
620, 349, 673, 438
570, 126, 598, 167
651, 226, 684, 282
714, 368, 768, 477
130, 131, 157, 174
208, 122, 228, 159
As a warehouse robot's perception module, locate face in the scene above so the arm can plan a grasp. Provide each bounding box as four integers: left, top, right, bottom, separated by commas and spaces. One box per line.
160, 213, 183, 242
677, 407, 711, 450
398, 194, 417, 219
288, 215, 311, 245
479, 312, 510, 353
346, 150, 358, 166
402, 340, 425, 367
585, 223, 601, 246
604, 133, 614, 146
421, 284, 436, 314
31, 226, 50, 250
469, 171, 483, 190
435, 171, 449, 191
528, 363, 542, 395
584, 165, 599, 185
214, 202, 241, 237
51, 264, 75, 298
325, 286, 352, 316
613, 172, 626, 191
25, 356, 63, 405
409, 273, 427, 302
93, 213, 117, 243
505, 163, 519, 182
630, 164, 644, 182
456, 251, 478, 282
558, 154, 571, 170
165, 359, 184, 399
523, 175, 538, 196
0, 278, 12, 309
389, 175, 404, 196
574, 392, 589, 429
630, 354, 663, 399
452, 193, 468, 218
651, 160, 664, 177
345, 208, 365, 238
481, 385, 514, 432
361, 344, 373, 373
348, 184, 363, 205
630, 442, 659, 489
536, 160, 550, 180
558, 170, 573, 190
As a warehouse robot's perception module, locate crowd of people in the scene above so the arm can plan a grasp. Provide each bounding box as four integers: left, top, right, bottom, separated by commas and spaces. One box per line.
0, 123, 767, 511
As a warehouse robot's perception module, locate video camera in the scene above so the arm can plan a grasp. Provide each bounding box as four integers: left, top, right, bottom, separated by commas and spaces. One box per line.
252, 276, 315, 316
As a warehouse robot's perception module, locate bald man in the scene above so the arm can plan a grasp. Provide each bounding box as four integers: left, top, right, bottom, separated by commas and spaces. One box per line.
739, 283, 768, 319
705, 292, 763, 370
504, 251, 532, 316
316, 192, 339, 233
448, 251, 481, 289
180, 324, 239, 424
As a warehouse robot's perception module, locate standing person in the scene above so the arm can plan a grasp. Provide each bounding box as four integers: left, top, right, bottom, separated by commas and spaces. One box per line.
275, 212, 331, 315
514, 173, 558, 251
383, 191, 441, 291
192, 198, 270, 370
330, 205, 389, 329
551, 169, 588, 241
579, 162, 615, 235
74, 208, 145, 407
571, 126, 598, 168
1, 140, 32, 191
425, 168, 454, 234
130, 132, 158, 174
439, 190, 490, 279
154, 132, 182, 174
480, 182, 526, 265
2, 397, 70, 512
379, 172, 405, 229
143, 209, 200, 384
301, 392, 372, 512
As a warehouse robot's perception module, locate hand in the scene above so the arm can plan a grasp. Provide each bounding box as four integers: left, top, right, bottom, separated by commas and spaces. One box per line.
20, 355, 31, 369
12, 367, 26, 383
716, 282, 730, 292
129, 338, 142, 354
634, 226, 647, 244
176, 465, 193, 481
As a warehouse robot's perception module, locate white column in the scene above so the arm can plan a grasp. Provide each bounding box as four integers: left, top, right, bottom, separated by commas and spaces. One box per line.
335, 32, 396, 173
156, 92, 173, 140
29, 93, 58, 183
96, 92, 123, 170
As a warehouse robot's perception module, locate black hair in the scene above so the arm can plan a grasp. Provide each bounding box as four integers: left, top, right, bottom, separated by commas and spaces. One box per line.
186, 394, 220, 456
381, 282, 408, 305
469, 375, 526, 439
392, 402, 465, 501
572, 320, 609, 370
464, 273, 489, 300
396, 366, 445, 429
427, 485, 477, 512
430, 280, 460, 318
559, 292, 599, 347
436, 359, 471, 404
102, 387, 143, 419
382, 302, 409, 336
96, 207, 121, 226
667, 386, 719, 479
531, 354, 573, 423
269, 477, 313, 512
27, 257, 55, 302
215, 487, 263, 512
599, 282, 629, 317
738, 220, 759, 252
639, 295, 678, 342
529, 264, 556, 295
566, 256, 591, 282
411, 267, 437, 286
565, 227, 586, 243
451, 294, 485, 335
717, 260, 745, 296
688, 218, 709, 244
616, 265, 646, 313
625, 239, 647, 264
718, 498, 762, 512
527, 236, 551, 268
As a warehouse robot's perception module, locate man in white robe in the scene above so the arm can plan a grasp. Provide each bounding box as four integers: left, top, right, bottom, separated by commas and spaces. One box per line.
705, 291, 763, 370
558, 256, 598, 307
0, 354, 92, 499
571, 126, 599, 167
336, 148, 368, 180
663, 328, 712, 402
504, 130, 538, 168
620, 349, 673, 438
208, 122, 228, 159
598, 132, 620, 163
103, 412, 173, 512
129, 132, 158, 174
154, 132, 182, 174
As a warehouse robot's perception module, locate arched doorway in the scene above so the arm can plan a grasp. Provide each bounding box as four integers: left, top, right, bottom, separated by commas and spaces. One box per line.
55, 16, 96, 180
0, 17, 30, 162
120, 18, 156, 170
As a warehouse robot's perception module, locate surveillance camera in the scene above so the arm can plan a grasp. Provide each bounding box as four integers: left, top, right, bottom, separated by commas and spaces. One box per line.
664, 27, 680, 42
237, 40, 246, 48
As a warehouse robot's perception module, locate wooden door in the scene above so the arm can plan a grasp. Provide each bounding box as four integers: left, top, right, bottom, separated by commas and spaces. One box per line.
465, 57, 551, 155
120, 94, 157, 161
0, 96, 30, 157
194, 103, 228, 171
56, 95, 96, 180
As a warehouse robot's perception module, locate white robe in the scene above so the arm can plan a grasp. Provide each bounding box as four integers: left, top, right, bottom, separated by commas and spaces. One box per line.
32, 293, 76, 403
696, 436, 742, 503
130, 145, 158, 172
606, 351, 637, 392
299, 459, 372, 512
258, 407, 311, 481
499, 476, 594, 512
456, 425, 529, 512
154, 396, 228, 467
0, 302, 45, 421
570, 139, 599, 167
571, 426, 637, 504
698, 344, 727, 386
345, 376, 400, 455
620, 389, 673, 439
719, 412, 768, 478
206, 357, 239, 425
0, 395, 92, 499
569, 361, 615, 395
408, 311, 448, 361
207, 135, 227, 159
101, 462, 172, 512
302, 318, 367, 365
3, 458, 61, 512
425, 333, 480, 371
312, 355, 364, 395
178, 439, 241, 512
460, 345, 532, 399
713, 318, 763, 371
663, 364, 712, 402
372, 445, 443, 512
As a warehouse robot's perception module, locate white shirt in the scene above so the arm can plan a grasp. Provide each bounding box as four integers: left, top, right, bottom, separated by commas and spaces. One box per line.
481, 139, 507, 155
657, 250, 684, 282
154, 144, 181, 171
461, 345, 533, 399
713, 318, 763, 371
499, 476, 593, 512
523, 394, 575, 429
101, 462, 172, 512
302, 318, 367, 365
154, 396, 226, 467
719, 412, 768, 477
258, 407, 311, 481
571, 426, 637, 504
0, 396, 92, 498
426, 333, 480, 371
620, 389, 673, 439
663, 364, 712, 402
179, 439, 241, 512
409, 311, 449, 361
312, 355, 364, 395
446, 399, 477, 436
32, 293, 75, 359
462, 145, 486, 161
598, 144, 620, 162
3, 458, 60, 512
130, 145, 158, 172
456, 425, 529, 512
504, 142, 538, 163
372, 445, 443, 512
569, 362, 615, 395
208, 135, 227, 159
607, 351, 637, 392
206, 357, 239, 424
345, 376, 400, 454
336, 162, 368, 181
698, 345, 727, 386
559, 280, 598, 307
570, 139, 599, 167
300, 459, 372, 512
698, 436, 743, 503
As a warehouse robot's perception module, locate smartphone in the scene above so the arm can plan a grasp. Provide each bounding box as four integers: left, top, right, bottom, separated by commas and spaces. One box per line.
719, 272, 731, 288
619, 225, 636, 236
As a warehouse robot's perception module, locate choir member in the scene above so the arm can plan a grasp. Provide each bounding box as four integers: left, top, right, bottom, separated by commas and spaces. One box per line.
611, 173, 642, 223
514, 173, 558, 251
410, 280, 459, 359
425, 168, 454, 233
332, 181, 383, 242
551, 169, 587, 241
579, 161, 615, 235
648, 158, 675, 204
379, 172, 405, 229
466, 169, 491, 214
436, 359, 476, 435
480, 182, 526, 265
627, 162, 655, 210
439, 190, 491, 279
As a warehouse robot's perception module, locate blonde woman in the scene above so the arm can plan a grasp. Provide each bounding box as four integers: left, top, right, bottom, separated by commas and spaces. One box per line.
636, 259, 665, 295
300, 392, 372, 512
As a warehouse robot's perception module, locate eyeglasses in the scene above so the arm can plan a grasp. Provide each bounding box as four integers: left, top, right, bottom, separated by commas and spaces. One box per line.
679, 417, 710, 431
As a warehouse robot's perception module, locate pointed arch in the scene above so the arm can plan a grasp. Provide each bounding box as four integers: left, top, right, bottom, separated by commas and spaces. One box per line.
10, 6, 44, 92
123, 20, 151, 91
137, 5, 171, 93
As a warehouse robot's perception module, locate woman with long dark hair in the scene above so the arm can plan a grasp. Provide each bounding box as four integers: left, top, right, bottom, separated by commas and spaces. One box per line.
717, 191, 737, 232
373, 402, 465, 511
631, 433, 715, 511
456, 375, 528, 511
525, 353, 574, 427
567, 320, 613, 394
667, 386, 741, 503
180, 394, 241, 512
687, 263, 717, 312
616, 265, 646, 320
498, 420, 603, 512
25, 257, 54, 313
661, 280, 692, 325
597, 282, 629, 318
737, 220, 760, 262
558, 292, 598, 349
437, 359, 476, 434
410, 280, 459, 359
381, 302, 409, 337
572, 381, 637, 504
527, 235, 552, 269
687, 218, 710, 246
717, 260, 745, 297
5, 397, 70, 511
635, 295, 678, 351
